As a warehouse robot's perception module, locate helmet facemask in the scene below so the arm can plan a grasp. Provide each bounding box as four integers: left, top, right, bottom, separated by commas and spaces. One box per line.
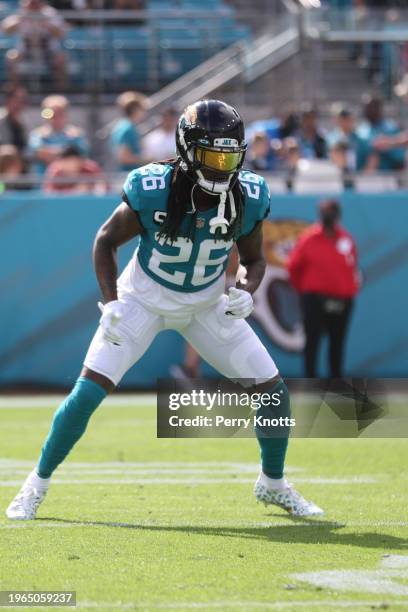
177, 122, 247, 195
193, 141, 246, 194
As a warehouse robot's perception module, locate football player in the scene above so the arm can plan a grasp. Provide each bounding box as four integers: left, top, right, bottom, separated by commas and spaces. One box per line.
6, 100, 323, 520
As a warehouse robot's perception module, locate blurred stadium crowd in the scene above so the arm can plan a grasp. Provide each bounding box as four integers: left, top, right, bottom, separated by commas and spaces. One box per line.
1, 85, 408, 193
1, 0, 408, 192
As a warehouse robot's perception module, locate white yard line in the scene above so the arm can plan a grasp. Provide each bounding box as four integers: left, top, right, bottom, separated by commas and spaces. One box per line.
0, 459, 378, 485
0, 476, 378, 486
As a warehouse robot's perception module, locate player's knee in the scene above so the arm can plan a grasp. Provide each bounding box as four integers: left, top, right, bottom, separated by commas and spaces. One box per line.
80, 367, 115, 394
62, 376, 107, 419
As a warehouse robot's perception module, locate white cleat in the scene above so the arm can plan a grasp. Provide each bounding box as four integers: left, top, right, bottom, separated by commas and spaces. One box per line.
6, 472, 48, 520
254, 472, 324, 517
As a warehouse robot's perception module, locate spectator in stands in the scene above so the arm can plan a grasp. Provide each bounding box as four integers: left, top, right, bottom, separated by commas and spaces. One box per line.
29, 95, 88, 174
0, 144, 26, 190
142, 107, 178, 162
329, 142, 355, 189
0, 86, 28, 162
327, 106, 362, 171
355, 96, 406, 171
373, 129, 408, 153
281, 137, 301, 172
111, 91, 148, 172
43, 145, 106, 193
329, 140, 349, 169
279, 111, 299, 139
287, 199, 359, 378
2, 0, 67, 90
297, 106, 328, 160
247, 131, 273, 172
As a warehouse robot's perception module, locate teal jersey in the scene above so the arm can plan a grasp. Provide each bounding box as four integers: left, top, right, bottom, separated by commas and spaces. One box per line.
123, 163, 270, 293
29, 127, 89, 175
111, 119, 141, 172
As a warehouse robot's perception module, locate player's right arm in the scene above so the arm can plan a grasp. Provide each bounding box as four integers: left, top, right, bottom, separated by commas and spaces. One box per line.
93, 202, 143, 303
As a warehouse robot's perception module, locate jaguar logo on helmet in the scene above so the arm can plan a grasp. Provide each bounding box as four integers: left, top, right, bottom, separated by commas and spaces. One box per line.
183, 105, 198, 126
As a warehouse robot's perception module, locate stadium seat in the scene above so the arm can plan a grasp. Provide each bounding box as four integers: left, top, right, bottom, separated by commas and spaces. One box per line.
292, 160, 344, 194
64, 28, 112, 86
354, 174, 399, 193
157, 26, 204, 78
109, 27, 150, 87
266, 177, 289, 194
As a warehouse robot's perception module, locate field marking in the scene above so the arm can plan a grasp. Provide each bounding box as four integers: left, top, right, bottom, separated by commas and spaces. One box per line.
293, 556, 408, 596
0, 460, 303, 471
1, 520, 408, 530
382, 555, 408, 568
0, 394, 156, 408
293, 569, 408, 596
0, 459, 378, 486
73, 600, 408, 609
0, 476, 378, 486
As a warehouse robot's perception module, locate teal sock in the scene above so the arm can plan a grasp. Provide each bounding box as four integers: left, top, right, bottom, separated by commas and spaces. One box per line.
37, 377, 107, 478
255, 378, 290, 479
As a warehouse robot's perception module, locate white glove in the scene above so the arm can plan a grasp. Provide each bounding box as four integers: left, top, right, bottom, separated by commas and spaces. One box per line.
225, 287, 254, 319
98, 300, 127, 346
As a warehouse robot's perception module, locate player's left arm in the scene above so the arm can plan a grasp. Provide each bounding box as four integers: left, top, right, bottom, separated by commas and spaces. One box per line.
235, 221, 266, 296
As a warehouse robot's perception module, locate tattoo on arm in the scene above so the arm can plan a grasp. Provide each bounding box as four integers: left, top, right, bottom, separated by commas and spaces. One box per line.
93, 202, 143, 303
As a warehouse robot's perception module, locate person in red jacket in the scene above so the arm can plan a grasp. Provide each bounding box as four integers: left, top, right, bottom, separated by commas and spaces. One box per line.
287, 199, 359, 378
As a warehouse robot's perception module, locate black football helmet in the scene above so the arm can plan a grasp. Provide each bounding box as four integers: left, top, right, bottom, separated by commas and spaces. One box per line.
176, 99, 247, 194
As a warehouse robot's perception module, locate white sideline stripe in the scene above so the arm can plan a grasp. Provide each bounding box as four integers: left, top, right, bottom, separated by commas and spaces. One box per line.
71, 600, 408, 609
0, 476, 378, 486
2, 520, 408, 530
0, 394, 155, 408
0, 460, 301, 470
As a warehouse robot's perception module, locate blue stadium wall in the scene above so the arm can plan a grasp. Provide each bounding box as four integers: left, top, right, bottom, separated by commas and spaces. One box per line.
1, 191, 407, 388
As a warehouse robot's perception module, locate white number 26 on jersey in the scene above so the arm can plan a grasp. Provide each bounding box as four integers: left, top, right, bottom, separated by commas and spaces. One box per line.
149, 235, 233, 287
240, 171, 261, 199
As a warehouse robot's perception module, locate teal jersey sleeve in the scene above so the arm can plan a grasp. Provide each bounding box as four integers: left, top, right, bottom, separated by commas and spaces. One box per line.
238, 169, 271, 237
123, 162, 174, 229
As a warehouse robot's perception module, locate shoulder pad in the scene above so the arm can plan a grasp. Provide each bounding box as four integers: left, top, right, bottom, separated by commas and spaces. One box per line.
238, 169, 271, 235
123, 162, 173, 211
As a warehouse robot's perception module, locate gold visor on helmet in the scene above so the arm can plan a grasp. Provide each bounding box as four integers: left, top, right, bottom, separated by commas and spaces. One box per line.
195, 146, 244, 172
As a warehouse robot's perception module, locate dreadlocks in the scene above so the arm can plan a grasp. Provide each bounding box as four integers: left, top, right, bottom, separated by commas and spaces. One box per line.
158, 159, 245, 244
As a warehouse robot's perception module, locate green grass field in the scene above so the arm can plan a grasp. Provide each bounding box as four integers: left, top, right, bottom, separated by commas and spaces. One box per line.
0, 395, 407, 611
